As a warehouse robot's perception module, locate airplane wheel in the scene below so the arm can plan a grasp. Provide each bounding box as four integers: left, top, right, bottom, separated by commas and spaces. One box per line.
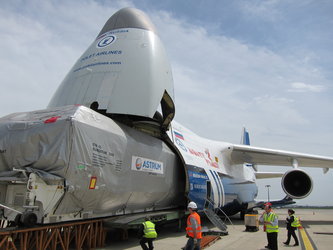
14, 214, 22, 227
240, 211, 245, 220
22, 212, 37, 227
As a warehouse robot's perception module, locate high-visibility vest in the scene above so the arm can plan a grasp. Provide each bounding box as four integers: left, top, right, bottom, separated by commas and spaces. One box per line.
186, 212, 202, 239
264, 212, 279, 233
291, 215, 301, 228
143, 221, 157, 238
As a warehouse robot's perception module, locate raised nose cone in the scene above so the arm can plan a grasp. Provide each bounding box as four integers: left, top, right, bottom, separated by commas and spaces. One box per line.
49, 8, 175, 129
97, 7, 157, 37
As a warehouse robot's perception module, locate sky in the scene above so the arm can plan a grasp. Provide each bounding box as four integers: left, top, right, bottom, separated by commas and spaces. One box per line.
1, 0, 332, 205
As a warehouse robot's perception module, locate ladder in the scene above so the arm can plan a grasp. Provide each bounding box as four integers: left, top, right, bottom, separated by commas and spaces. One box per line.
203, 208, 228, 233
203, 198, 232, 234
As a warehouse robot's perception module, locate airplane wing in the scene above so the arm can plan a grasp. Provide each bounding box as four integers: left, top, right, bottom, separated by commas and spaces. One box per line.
255, 172, 284, 179
229, 144, 333, 170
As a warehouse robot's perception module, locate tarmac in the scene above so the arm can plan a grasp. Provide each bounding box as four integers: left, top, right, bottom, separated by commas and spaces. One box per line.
99, 208, 333, 250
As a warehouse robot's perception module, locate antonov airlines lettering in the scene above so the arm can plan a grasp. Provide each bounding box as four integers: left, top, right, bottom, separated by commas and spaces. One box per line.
0, 7, 332, 226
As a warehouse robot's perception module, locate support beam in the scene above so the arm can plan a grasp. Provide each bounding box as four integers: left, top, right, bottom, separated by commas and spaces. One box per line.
292, 158, 299, 168
0, 219, 106, 250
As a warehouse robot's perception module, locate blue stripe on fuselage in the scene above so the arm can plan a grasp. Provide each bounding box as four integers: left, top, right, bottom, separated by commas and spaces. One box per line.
209, 170, 221, 207
212, 170, 224, 207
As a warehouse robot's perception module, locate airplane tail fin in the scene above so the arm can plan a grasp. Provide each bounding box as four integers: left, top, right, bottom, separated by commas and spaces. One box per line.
240, 127, 250, 145
241, 127, 258, 171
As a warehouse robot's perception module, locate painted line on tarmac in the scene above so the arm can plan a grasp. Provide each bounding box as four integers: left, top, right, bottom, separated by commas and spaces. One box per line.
298, 226, 317, 250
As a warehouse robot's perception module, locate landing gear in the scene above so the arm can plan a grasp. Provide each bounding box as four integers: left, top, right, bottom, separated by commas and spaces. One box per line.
240, 210, 245, 220
14, 214, 22, 227
21, 212, 38, 227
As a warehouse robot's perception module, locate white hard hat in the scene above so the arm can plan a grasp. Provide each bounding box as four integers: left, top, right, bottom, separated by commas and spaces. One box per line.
187, 201, 197, 209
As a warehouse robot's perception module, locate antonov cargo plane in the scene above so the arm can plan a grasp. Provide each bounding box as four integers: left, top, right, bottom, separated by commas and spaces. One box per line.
0, 7, 332, 226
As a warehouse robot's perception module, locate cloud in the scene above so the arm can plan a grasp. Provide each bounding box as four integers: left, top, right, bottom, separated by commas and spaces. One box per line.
288, 82, 324, 93
253, 95, 294, 105
148, 8, 330, 138
0, 0, 129, 115
238, 0, 282, 22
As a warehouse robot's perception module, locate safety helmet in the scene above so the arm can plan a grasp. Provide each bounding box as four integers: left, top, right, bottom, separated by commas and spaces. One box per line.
187, 201, 197, 209
264, 204, 272, 210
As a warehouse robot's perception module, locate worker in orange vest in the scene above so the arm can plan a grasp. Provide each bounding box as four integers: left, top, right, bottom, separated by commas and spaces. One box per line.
184, 201, 202, 250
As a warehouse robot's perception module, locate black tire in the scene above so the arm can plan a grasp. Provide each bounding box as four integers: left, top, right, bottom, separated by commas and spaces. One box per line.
22, 212, 37, 227
240, 210, 245, 220
14, 214, 22, 227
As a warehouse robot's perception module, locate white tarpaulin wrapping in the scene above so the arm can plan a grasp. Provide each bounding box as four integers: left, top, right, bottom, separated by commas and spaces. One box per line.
0, 105, 185, 219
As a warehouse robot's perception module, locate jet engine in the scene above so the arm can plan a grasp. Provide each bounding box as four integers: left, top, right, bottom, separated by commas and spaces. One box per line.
281, 169, 313, 199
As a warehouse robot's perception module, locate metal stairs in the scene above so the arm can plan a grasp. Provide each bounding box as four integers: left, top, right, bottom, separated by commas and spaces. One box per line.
203, 207, 228, 233
202, 198, 232, 235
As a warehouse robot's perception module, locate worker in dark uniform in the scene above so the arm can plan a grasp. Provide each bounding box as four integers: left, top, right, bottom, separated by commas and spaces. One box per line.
283, 209, 300, 246
138, 216, 157, 250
